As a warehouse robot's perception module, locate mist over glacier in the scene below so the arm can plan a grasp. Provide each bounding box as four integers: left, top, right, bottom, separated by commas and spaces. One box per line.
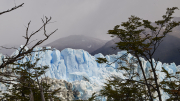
1, 46, 180, 100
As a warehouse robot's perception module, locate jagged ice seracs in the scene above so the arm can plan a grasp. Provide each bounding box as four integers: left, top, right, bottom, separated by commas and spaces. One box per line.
0, 45, 180, 100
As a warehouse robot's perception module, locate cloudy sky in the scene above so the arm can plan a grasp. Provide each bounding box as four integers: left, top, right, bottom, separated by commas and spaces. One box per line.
0, 0, 180, 46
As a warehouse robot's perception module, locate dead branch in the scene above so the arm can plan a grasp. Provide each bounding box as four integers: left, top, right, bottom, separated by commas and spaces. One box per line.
0, 16, 58, 69
0, 3, 24, 15
0, 46, 18, 50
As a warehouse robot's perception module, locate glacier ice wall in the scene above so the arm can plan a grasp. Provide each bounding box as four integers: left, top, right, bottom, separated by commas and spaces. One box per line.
1, 46, 180, 100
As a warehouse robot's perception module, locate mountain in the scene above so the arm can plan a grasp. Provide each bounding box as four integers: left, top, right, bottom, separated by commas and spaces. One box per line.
0, 47, 179, 100
153, 34, 180, 65
44, 35, 108, 53
92, 17, 180, 65
92, 34, 180, 65
170, 17, 180, 38
91, 37, 121, 55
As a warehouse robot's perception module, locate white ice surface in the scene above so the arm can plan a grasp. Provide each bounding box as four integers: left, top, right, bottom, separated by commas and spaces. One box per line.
1, 46, 179, 100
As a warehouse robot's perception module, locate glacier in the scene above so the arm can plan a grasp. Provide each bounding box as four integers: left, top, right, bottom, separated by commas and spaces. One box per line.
0, 46, 180, 100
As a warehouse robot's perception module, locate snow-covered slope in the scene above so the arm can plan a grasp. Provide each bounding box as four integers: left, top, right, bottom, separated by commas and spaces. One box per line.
1, 46, 180, 100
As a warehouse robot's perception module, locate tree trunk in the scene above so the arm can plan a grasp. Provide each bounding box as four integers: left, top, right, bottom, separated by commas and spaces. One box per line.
40, 87, 45, 101
29, 88, 34, 101
35, 72, 45, 101
149, 59, 162, 101
136, 55, 153, 101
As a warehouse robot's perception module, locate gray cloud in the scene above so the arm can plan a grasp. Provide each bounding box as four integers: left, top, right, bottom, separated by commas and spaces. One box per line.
0, 0, 180, 47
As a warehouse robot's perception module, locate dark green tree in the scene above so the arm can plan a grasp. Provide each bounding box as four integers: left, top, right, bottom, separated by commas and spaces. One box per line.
159, 67, 180, 100
1, 54, 61, 101
98, 55, 155, 100
96, 7, 180, 101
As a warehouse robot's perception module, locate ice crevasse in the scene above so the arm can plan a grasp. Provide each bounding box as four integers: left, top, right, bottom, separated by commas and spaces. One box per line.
1, 46, 180, 100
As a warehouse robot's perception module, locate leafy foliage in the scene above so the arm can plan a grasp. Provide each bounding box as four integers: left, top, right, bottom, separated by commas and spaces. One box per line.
88, 92, 99, 101
100, 76, 147, 101
1, 54, 61, 101
96, 7, 180, 101
160, 67, 180, 100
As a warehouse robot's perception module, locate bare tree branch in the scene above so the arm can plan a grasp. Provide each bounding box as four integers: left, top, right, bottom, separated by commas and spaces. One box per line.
0, 46, 18, 50
0, 3, 24, 15
0, 16, 58, 69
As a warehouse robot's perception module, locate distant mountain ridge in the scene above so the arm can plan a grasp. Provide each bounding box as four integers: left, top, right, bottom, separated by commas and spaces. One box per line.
1, 17, 179, 65
44, 35, 108, 53
91, 37, 121, 55
91, 17, 180, 65
91, 34, 180, 65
